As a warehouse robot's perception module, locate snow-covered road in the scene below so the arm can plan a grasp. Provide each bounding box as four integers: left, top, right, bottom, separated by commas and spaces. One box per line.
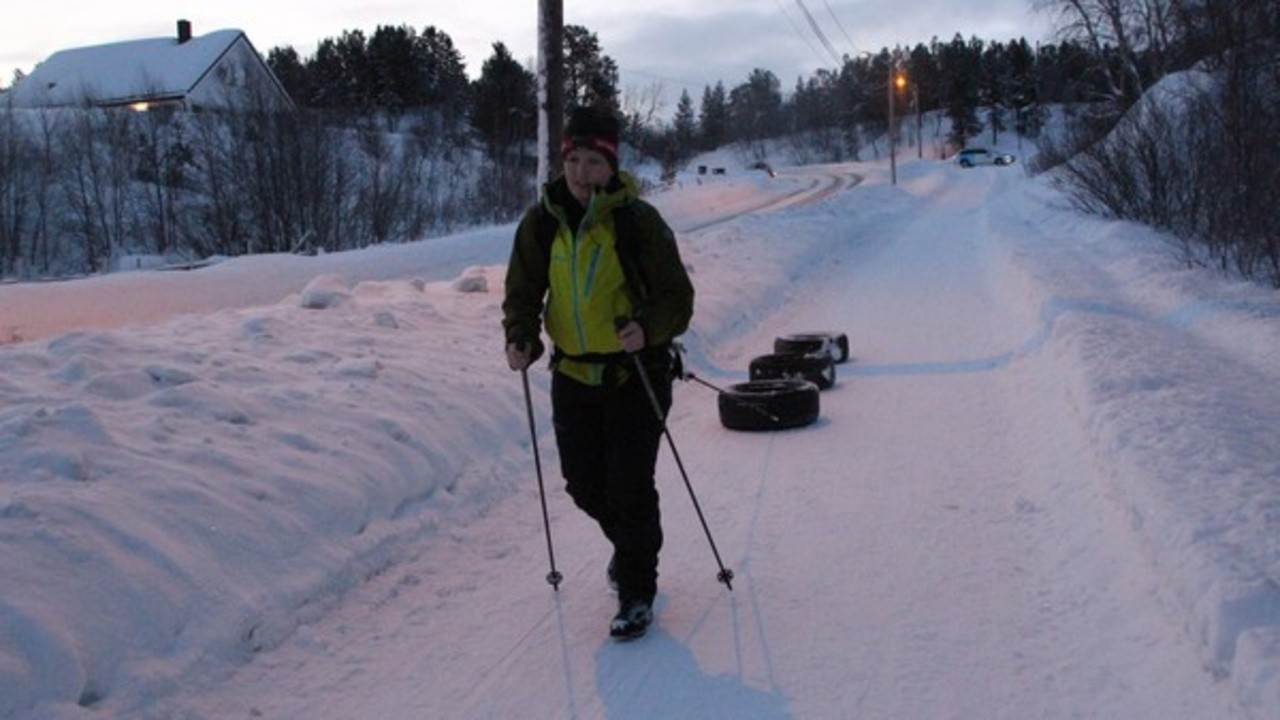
164, 165, 1247, 718
3, 156, 1277, 719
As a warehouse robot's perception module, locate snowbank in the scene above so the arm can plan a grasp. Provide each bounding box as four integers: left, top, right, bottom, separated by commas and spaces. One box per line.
0, 269, 533, 716
992, 178, 1280, 717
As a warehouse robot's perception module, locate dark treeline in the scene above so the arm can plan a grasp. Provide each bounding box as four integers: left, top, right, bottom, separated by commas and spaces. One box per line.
1, 3, 1275, 283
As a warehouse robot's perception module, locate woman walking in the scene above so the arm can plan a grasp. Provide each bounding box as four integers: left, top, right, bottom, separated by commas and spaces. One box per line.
502, 105, 694, 640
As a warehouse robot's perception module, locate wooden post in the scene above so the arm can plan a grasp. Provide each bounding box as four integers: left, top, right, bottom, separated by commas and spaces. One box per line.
537, 0, 564, 186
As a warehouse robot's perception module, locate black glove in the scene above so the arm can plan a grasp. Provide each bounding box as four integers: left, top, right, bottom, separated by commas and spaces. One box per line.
519, 337, 545, 363
506, 337, 545, 371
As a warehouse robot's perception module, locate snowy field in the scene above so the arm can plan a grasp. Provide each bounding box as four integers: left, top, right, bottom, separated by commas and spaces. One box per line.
2, 149, 1279, 719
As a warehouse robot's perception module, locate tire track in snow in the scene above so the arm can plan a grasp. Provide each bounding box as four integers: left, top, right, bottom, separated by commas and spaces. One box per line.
677, 169, 861, 234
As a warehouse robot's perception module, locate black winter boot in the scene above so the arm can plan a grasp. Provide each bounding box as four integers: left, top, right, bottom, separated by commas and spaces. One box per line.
609, 598, 653, 641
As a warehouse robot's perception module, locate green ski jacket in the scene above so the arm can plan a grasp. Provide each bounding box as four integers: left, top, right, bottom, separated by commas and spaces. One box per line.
502, 172, 694, 385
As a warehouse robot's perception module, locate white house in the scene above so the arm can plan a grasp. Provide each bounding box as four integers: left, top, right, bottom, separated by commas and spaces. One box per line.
7, 20, 293, 111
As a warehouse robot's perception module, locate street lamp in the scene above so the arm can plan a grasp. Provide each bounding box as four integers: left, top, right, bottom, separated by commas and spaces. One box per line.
888, 68, 906, 185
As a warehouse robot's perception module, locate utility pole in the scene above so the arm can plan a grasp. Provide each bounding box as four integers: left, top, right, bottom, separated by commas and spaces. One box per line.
887, 58, 909, 184
888, 59, 906, 185
915, 84, 922, 160
537, 0, 564, 186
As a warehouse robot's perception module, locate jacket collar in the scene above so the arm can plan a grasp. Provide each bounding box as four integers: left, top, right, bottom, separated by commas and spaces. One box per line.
541, 172, 639, 231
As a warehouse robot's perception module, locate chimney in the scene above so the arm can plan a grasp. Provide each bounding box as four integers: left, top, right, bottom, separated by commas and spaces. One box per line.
177, 19, 192, 44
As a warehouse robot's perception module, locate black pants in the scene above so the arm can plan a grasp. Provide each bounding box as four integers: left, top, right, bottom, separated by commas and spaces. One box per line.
552, 365, 670, 604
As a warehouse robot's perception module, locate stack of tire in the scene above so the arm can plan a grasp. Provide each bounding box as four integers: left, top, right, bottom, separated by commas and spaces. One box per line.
718, 332, 850, 431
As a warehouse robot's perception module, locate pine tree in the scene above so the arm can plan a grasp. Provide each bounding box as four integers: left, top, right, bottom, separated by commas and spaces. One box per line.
671, 89, 697, 167
940, 34, 982, 147
470, 43, 536, 155
300, 30, 375, 109
469, 42, 536, 216
366, 25, 421, 111
415, 27, 469, 118
981, 40, 1009, 145
728, 69, 784, 148
1006, 38, 1046, 140
698, 83, 729, 150
265, 47, 309, 108
563, 25, 619, 111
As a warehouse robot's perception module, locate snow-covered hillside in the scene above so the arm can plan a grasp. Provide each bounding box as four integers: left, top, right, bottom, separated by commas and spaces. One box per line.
1, 152, 1278, 719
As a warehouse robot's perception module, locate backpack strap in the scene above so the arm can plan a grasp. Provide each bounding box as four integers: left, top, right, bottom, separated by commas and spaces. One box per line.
534, 203, 560, 255
611, 202, 651, 302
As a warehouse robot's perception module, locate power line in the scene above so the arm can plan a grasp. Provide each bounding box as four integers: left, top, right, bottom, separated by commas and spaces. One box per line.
620, 65, 707, 90
821, 0, 861, 57
772, 0, 832, 70
793, 0, 843, 67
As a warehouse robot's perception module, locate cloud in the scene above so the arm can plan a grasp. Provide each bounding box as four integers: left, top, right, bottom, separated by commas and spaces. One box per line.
591, 0, 1053, 110
607, 10, 814, 90
2, 0, 1053, 98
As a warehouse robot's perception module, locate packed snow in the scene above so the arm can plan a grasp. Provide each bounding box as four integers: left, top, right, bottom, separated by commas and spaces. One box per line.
2, 148, 1279, 719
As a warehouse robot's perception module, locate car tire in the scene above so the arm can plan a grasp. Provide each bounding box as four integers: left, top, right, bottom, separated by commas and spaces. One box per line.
774, 332, 850, 363
718, 379, 820, 431
749, 352, 836, 390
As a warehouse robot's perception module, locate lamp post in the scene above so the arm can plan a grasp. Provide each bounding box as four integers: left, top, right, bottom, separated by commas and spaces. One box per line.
887, 67, 896, 186
888, 67, 906, 185
914, 84, 922, 160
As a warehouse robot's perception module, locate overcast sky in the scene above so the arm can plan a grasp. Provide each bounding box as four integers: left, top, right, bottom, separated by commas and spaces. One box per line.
3, 0, 1055, 111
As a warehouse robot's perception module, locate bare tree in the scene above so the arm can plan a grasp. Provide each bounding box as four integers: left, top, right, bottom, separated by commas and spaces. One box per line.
621, 81, 666, 132
1043, 0, 1280, 286
58, 108, 137, 272
1039, 0, 1147, 106
0, 105, 30, 275
133, 108, 191, 257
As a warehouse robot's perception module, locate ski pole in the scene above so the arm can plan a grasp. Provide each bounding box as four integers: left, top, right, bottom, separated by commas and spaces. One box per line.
618, 326, 734, 591
521, 368, 563, 590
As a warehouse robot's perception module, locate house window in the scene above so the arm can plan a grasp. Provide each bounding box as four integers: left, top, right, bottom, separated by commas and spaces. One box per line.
216, 63, 244, 88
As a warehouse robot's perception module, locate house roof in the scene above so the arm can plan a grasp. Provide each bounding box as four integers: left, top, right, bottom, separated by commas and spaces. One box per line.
9, 29, 247, 107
